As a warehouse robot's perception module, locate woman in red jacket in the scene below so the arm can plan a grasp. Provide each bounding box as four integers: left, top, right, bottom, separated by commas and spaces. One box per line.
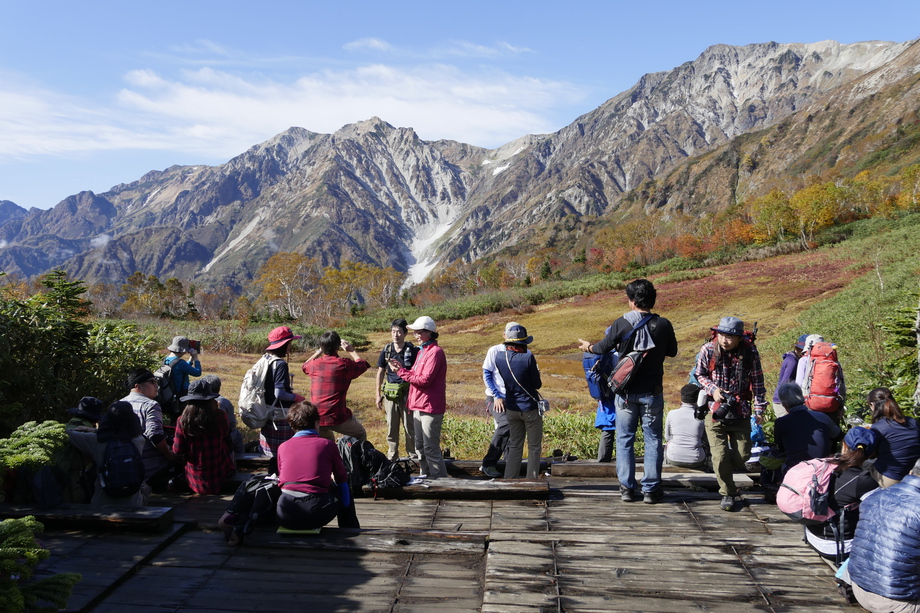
391, 316, 448, 479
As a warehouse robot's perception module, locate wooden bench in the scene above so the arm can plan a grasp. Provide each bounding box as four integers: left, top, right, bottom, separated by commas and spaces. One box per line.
0, 503, 175, 533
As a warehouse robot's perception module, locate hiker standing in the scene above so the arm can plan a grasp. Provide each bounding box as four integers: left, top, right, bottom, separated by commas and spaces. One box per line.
302, 330, 369, 442
374, 318, 419, 461
772, 334, 807, 419
578, 278, 678, 504
163, 336, 202, 405
390, 316, 448, 479
488, 324, 543, 479
479, 321, 529, 478
695, 316, 767, 511
259, 326, 305, 474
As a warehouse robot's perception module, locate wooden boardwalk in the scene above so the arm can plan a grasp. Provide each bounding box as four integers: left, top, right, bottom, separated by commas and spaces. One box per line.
33, 475, 853, 613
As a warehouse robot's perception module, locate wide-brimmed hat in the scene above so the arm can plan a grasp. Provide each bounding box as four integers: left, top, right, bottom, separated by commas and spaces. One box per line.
504, 324, 533, 345
168, 336, 191, 353
407, 316, 436, 332
180, 379, 220, 403
711, 316, 744, 336
845, 427, 879, 454
266, 326, 301, 351
67, 396, 105, 422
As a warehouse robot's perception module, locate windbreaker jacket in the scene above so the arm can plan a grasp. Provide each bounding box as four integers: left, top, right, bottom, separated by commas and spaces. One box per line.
397, 341, 447, 415
848, 474, 920, 601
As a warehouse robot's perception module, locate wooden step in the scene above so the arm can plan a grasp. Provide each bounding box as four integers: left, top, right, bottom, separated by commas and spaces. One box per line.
0, 503, 176, 532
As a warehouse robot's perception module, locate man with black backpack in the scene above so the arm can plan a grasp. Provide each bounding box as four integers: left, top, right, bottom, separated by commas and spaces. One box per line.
578, 279, 678, 504
695, 316, 767, 512
122, 368, 179, 482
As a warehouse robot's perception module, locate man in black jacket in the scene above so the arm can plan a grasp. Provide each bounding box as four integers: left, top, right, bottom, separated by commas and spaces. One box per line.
579, 279, 678, 503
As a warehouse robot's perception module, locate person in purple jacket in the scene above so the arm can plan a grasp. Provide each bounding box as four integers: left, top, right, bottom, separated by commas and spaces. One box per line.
771, 334, 807, 419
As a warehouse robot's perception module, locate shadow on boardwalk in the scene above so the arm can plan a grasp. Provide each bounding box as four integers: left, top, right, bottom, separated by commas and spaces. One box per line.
35, 476, 854, 613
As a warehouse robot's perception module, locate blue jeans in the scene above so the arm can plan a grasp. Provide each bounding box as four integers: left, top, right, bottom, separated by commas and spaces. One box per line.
615, 392, 664, 493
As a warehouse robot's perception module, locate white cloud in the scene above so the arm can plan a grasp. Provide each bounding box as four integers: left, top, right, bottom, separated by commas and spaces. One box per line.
90, 234, 112, 248
0, 59, 584, 163
343, 38, 394, 53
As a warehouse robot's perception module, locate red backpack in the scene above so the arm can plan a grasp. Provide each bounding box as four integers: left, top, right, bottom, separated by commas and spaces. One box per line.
802, 342, 844, 413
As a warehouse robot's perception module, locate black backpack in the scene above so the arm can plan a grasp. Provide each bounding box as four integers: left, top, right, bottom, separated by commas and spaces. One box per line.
337, 436, 369, 496
370, 460, 412, 498
99, 439, 145, 497
154, 359, 180, 416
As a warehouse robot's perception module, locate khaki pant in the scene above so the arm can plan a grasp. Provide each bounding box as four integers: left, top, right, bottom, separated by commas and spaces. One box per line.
705, 418, 751, 497
853, 582, 920, 613
382, 394, 417, 461
318, 416, 367, 442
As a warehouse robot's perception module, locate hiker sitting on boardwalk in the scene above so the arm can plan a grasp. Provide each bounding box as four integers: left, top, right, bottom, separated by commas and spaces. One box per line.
67, 401, 150, 507
258, 326, 305, 474
867, 386, 920, 488
803, 427, 879, 562
276, 402, 360, 530
122, 368, 179, 482
664, 384, 709, 470
774, 381, 842, 476
848, 458, 920, 612
172, 379, 235, 495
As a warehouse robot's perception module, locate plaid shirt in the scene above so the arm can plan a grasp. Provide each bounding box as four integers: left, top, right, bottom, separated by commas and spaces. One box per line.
696, 341, 767, 418
302, 355, 370, 426
172, 410, 234, 495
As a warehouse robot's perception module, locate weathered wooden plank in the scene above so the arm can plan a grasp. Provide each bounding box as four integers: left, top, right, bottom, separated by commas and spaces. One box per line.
241, 527, 488, 554
364, 476, 549, 499
0, 503, 176, 533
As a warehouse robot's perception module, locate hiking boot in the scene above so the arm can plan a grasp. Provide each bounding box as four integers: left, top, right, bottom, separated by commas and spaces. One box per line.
643, 488, 664, 504
620, 487, 637, 502
479, 465, 501, 479
720, 495, 735, 511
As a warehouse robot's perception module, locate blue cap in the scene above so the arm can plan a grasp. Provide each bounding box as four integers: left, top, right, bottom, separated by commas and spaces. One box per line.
795, 334, 809, 349
845, 427, 878, 454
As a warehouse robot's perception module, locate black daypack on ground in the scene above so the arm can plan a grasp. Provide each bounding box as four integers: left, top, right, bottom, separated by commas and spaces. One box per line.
337, 436, 369, 495
99, 439, 145, 498
370, 459, 412, 497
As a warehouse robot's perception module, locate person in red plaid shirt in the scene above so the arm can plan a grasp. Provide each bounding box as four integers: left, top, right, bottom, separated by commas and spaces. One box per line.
302, 330, 369, 441
695, 316, 767, 512
172, 379, 234, 495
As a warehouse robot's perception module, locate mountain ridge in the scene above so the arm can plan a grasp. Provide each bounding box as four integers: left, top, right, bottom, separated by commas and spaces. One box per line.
0, 38, 917, 289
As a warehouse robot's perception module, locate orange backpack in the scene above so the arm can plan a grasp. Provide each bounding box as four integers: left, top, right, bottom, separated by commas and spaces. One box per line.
802, 342, 844, 413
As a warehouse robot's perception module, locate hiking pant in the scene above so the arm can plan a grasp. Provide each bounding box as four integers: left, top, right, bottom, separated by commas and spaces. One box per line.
412, 411, 447, 479
276, 489, 360, 530
383, 395, 417, 461
705, 418, 751, 497
481, 398, 510, 468
318, 416, 367, 442
597, 430, 615, 462
504, 409, 543, 479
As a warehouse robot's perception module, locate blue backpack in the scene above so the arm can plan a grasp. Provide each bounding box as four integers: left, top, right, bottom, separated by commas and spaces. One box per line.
583, 352, 617, 399
99, 439, 145, 498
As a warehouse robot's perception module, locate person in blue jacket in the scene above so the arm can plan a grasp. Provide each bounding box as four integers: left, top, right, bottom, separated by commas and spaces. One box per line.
164, 336, 202, 401
848, 458, 920, 612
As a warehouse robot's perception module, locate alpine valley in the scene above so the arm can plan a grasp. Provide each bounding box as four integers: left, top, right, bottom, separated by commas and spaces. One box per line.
1, 38, 919, 291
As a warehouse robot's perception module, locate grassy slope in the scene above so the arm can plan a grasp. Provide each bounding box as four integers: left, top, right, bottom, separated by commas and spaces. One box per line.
206, 215, 920, 458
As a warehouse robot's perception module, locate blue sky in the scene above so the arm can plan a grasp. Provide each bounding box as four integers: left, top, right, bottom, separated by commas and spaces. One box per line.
1, 1, 918, 210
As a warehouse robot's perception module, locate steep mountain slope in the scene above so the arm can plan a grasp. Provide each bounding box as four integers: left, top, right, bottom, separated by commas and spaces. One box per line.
0, 39, 916, 289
